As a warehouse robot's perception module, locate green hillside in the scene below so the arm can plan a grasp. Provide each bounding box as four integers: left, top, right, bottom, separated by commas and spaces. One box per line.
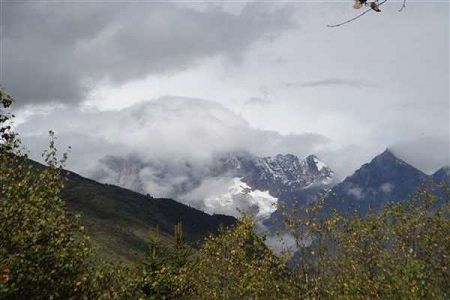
32, 160, 236, 263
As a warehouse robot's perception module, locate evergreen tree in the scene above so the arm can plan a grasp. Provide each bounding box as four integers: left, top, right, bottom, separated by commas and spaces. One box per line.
142, 223, 190, 299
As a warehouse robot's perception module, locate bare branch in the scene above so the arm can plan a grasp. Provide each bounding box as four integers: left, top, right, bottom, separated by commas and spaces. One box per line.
398, 0, 407, 12
327, 0, 389, 28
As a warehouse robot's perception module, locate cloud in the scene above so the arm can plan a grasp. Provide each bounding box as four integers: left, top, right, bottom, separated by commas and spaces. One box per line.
92, 152, 208, 199
244, 97, 271, 106
16, 96, 330, 216
17, 95, 329, 190
264, 233, 299, 256
389, 137, 450, 174
346, 187, 363, 199
380, 183, 394, 193
285, 78, 375, 89
2, 1, 295, 106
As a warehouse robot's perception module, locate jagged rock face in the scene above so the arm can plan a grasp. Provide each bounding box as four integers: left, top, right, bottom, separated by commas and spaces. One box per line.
212, 152, 336, 229
216, 152, 335, 198
323, 149, 428, 214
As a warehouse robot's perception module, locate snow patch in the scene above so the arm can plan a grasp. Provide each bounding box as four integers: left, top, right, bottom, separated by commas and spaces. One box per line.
313, 157, 327, 171
181, 177, 277, 220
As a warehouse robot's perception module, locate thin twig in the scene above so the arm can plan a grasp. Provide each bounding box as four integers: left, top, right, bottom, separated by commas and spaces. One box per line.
327, 0, 389, 28
398, 0, 407, 12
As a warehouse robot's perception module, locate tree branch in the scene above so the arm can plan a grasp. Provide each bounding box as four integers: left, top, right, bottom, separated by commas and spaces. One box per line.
398, 0, 407, 12
327, 0, 389, 28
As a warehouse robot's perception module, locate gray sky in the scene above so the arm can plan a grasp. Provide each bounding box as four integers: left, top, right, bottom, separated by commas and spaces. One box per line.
2, 0, 449, 179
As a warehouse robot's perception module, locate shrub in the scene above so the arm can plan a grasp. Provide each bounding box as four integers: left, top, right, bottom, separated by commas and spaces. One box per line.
181, 217, 299, 300
0, 89, 142, 299
285, 190, 450, 299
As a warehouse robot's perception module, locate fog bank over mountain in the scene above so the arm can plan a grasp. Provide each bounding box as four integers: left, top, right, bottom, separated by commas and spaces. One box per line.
17, 97, 329, 173
18, 96, 448, 180
15, 96, 448, 221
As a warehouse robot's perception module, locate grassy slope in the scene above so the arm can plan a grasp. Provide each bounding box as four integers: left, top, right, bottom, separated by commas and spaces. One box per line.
29, 161, 236, 263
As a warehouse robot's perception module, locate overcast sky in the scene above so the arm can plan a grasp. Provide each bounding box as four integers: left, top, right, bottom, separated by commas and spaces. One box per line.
1, 0, 449, 179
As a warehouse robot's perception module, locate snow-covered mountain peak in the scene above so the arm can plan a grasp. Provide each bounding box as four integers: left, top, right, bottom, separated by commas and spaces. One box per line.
92, 151, 336, 222
224, 153, 334, 196
195, 177, 278, 220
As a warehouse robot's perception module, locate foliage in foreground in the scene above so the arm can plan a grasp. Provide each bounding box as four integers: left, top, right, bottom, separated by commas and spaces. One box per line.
1, 88, 449, 299
147, 193, 449, 300
181, 218, 297, 299
284, 190, 450, 299
142, 223, 190, 300
0, 90, 142, 299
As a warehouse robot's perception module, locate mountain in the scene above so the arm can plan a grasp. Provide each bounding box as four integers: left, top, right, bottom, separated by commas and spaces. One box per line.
322, 149, 429, 214
217, 152, 334, 197
433, 166, 450, 184
206, 152, 336, 222
213, 152, 336, 229
88, 149, 447, 230
30, 159, 236, 263
21, 151, 448, 263
430, 166, 450, 206
92, 152, 336, 221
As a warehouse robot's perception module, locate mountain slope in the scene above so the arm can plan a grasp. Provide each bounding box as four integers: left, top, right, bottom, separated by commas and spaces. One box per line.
217, 152, 334, 197
30, 159, 236, 263
433, 166, 450, 184
92, 152, 336, 221
212, 152, 336, 230
323, 149, 428, 214
214, 153, 336, 225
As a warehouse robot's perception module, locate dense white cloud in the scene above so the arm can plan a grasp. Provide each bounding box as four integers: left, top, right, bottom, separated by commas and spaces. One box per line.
17, 96, 329, 173
16, 96, 330, 215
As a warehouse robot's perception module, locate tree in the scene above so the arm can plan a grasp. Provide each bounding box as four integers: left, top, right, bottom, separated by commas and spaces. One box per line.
283, 189, 450, 299
142, 223, 191, 299
0, 89, 141, 299
182, 217, 299, 300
